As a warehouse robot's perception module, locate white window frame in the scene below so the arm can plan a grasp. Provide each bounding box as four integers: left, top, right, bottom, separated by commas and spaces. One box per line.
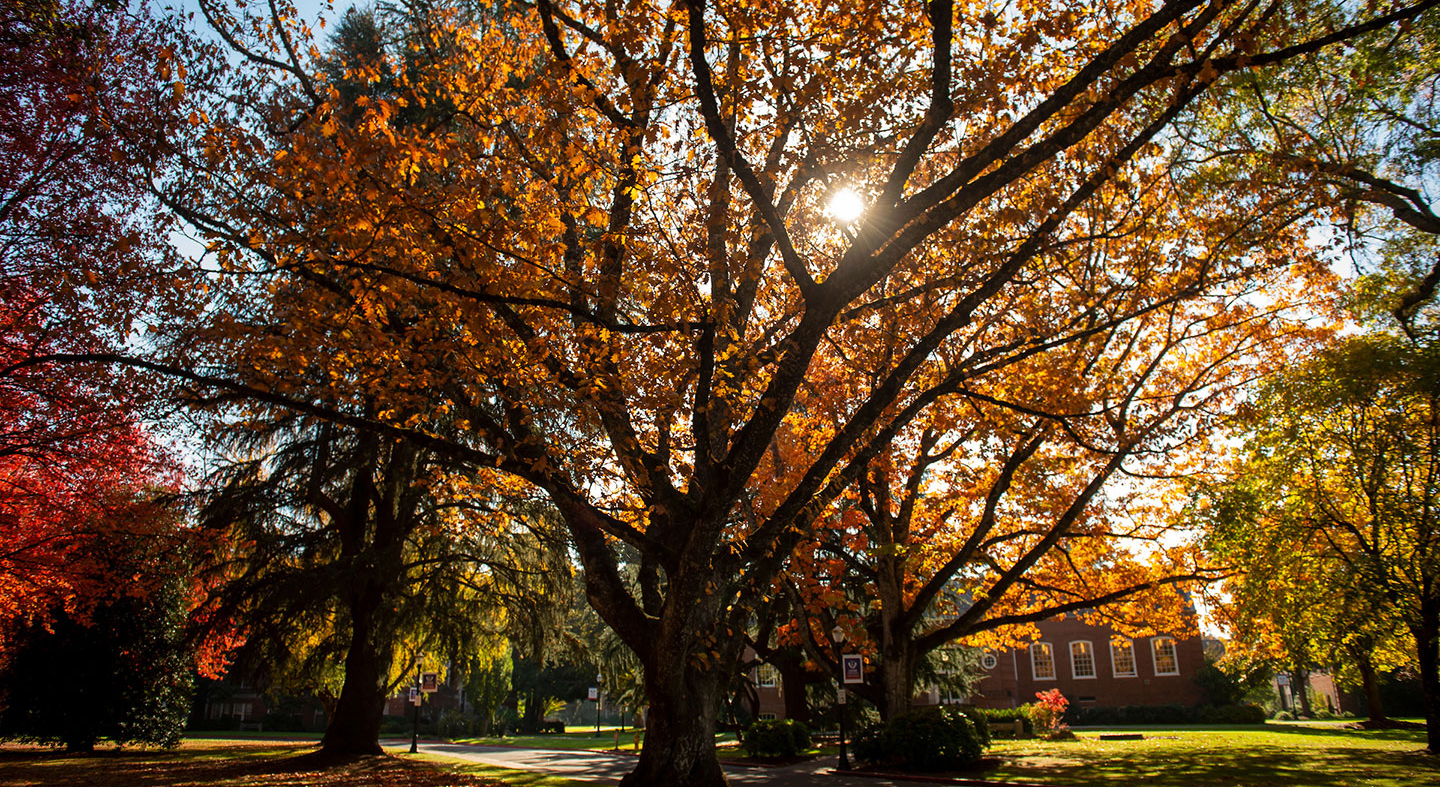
981, 652, 999, 670
755, 663, 779, 688
1069, 640, 1097, 679
1030, 642, 1056, 680
1110, 638, 1138, 678
1151, 636, 1180, 676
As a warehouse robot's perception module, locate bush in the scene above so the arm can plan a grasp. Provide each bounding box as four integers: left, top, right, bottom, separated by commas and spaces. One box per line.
956, 706, 991, 748
380, 715, 411, 734
539, 720, 566, 734
260, 712, 305, 732
1272, 710, 1294, 721
743, 719, 811, 758
851, 706, 985, 772
1067, 704, 1190, 725
1192, 704, 1268, 724
972, 706, 1034, 737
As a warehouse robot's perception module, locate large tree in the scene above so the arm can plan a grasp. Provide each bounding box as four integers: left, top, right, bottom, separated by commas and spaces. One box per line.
1202, 334, 1440, 749
163, 2, 1436, 783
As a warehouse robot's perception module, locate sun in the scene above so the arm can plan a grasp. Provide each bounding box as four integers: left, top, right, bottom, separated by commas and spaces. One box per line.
825, 187, 866, 224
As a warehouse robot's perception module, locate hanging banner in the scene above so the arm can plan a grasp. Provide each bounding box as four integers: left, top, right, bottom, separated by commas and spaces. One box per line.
421, 672, 439, 693
842, 654, 865, 684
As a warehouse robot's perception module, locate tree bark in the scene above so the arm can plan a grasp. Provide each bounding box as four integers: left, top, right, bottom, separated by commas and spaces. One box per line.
881, 638, 917, 721
1415, 599, 1440, 754
777, 654, 812, 725
1356, 651, 1388, 725
320, 583, 393, 756
1292, 666, 1313, 718
620, 659, 726, 787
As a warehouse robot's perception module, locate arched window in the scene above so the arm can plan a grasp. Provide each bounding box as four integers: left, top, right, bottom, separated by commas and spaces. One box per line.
1070, 641, 1096, 679
1110, 638, 1138, 677
1030, 642, 1056, 680
756, 663, 779, 687
1151, 637, 1180, 676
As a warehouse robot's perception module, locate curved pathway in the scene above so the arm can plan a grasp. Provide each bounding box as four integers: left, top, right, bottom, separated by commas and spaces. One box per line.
387, 741, 930, 787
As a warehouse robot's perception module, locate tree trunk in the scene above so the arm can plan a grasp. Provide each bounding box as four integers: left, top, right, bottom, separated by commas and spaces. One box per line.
1292, 667, 1313, 718
1356, 651, 1387, 725
880, 630, 916, 720
620, 660, 726, 787
1415, 599, 1440, 754
777, 655, 811, 725
320, 584, 393, 756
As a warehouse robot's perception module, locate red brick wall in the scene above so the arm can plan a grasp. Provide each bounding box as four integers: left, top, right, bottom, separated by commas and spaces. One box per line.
970, 617, 1204, 709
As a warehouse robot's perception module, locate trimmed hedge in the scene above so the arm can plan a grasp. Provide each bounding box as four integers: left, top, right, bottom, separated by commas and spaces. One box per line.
971, 706, 1034, 737
1066, 703, 1267, 726
852, 706, 986, 772
743, 719, 811, 757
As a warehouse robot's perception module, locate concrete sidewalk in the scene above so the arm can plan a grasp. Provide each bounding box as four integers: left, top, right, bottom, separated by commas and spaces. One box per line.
383, 740, 932, 787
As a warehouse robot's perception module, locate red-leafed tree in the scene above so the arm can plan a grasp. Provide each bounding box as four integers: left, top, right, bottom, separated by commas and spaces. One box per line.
1, 0, 192, 635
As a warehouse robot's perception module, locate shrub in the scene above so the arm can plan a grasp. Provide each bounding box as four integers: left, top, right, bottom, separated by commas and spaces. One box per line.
743, 719, 811, 758
1067, 704, 1190, 725
539, 720, 566, 734
972, 707, 1034, 738
851, 706, 985, 772
1029, 689, 1070, 735
1273, 710, 1294, 721
380, 715, 410, 734
956, 706, 991, 748
260, 712, 305, 732
1193, 704, 1268, 724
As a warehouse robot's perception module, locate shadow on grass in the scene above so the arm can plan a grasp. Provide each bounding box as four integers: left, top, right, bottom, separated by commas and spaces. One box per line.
0, 742, 507, 787
994, 741, 1437, 787
1259, 724, 1432, 744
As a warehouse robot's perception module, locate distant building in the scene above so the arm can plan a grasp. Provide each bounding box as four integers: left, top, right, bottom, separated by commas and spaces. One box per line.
749, 616, 1204, 719
962, 617, 1203, 709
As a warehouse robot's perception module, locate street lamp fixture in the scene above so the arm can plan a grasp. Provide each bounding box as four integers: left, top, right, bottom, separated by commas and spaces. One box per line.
831, 624, 851, 771
409, 664, 421, 754
594, 672, 603, 738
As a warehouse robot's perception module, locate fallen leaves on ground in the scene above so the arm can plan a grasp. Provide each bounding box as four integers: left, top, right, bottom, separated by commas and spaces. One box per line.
0, 740, 507, 787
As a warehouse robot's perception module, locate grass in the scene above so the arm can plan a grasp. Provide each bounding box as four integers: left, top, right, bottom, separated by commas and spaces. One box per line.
0, 723, 1432, 786
446, 729, 736, 753
0, 739, 510, 787
186, 730, 325, 741
977, 723, 1437, 787
410, 755, 596, 787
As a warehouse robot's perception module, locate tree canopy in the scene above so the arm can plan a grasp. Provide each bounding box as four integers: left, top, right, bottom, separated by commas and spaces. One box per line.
155, 1, 1438, 780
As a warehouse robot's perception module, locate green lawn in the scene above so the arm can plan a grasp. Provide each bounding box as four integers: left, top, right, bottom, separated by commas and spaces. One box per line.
413, 754, 596, 787
448, 728, 736, 752
978, 723, 1436, 787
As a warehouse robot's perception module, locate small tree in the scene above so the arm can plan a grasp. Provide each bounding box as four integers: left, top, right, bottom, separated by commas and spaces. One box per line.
0, 534, 193, 752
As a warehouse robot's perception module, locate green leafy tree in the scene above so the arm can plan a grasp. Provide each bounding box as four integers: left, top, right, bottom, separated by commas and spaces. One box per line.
1202, 333, 1440, 745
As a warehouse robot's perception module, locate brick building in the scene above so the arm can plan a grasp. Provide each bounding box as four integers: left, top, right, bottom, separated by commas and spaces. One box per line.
749, 617, 1204, 719
963, 617, 1203, 709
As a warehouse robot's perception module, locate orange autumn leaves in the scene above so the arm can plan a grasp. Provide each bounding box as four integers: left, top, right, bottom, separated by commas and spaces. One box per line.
170, 1, 1381, 723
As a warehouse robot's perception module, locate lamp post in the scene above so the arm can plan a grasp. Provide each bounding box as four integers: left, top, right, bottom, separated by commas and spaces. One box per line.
409, 664, 420, 754
831, 625, 851, 771
594, 672, 603, 738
